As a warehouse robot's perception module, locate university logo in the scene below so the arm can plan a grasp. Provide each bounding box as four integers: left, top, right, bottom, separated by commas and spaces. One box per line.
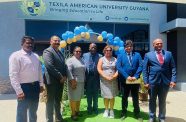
21, 0, 46, 16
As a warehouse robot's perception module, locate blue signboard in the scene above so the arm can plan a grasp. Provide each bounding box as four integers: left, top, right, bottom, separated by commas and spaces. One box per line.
18, 0, 150, 24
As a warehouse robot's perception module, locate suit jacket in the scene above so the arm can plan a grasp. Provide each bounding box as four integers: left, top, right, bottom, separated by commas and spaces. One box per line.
82, 52, 102, 81
143, 50, 176, 85
116, 51, 143, 84
43, 46, 67, 84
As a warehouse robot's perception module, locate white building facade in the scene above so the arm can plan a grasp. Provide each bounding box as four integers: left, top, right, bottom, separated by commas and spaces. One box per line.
0, 0, 185, 91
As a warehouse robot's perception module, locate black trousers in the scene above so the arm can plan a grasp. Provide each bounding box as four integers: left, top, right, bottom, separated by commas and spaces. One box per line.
121, 84, 140, 114
17, 81, 40, 122
85, 75, 99, 111
45, 83, 63, 122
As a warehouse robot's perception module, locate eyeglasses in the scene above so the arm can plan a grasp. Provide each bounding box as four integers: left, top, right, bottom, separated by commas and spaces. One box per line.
125, 45, 133, 48
75, 51, 82, 53
53, 40, 60, 42
91, 47, 97, 49
105, 50, 112, 52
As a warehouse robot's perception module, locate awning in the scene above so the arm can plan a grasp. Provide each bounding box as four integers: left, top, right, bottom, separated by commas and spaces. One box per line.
160, 18, 186, 33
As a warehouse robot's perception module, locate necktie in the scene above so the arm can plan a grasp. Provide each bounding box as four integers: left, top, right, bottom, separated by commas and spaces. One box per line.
128, 53, 132, 66
157, 51, 164, 65
57, 51, 64, 62
88, 55, 95, 73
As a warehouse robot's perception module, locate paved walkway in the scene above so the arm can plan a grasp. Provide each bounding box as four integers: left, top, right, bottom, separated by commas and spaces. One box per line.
138, 89, 186, 122
0, 90, 186, 122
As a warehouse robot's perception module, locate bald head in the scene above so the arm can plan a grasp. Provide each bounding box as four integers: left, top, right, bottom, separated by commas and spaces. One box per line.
89, 43, 96, 48
153, 38, 163, 51
153, 38, 163, 45
89, 43, 97, 54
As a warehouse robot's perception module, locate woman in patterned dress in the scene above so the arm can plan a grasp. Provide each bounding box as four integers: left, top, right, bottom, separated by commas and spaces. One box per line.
97, 45, 118, 119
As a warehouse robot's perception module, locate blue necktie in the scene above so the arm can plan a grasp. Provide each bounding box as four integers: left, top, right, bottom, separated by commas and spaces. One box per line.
57, 51, 64, 62
128, 53, 132, 65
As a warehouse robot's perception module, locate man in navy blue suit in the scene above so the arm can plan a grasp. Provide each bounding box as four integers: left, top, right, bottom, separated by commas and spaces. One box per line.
143, 38, 176, 122
116, 40, 143, 120
83, 43, 102, 115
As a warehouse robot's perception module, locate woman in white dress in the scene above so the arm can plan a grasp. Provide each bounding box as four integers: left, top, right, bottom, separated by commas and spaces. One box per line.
66, 46, 85, 121
97, 45, 118, 119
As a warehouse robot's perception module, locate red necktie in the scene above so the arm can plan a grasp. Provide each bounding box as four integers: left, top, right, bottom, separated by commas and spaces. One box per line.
157, 51, 164, 65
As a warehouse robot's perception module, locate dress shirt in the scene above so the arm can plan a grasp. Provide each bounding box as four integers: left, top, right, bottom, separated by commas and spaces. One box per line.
9, 49, 43, 95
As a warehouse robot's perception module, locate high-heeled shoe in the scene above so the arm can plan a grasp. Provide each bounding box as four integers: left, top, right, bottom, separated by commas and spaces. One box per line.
75, 111, 83, 117
71, 115, 78, 121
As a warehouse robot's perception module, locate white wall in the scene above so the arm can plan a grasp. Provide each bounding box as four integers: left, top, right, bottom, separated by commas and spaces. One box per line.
0, 1, 167, 80
149, 3, 167, 51
0, 2, 25, 80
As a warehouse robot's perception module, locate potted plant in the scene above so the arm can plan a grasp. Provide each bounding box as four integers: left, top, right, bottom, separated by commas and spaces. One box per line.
138, 74, 149, 101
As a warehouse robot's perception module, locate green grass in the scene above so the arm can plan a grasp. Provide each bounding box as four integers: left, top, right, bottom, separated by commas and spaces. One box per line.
62, 96, 149, 122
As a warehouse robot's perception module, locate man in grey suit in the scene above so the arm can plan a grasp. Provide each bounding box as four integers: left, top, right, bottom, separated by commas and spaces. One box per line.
43, 35, 67, 122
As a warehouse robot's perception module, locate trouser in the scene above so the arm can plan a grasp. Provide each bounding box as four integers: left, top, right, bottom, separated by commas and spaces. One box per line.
121, 84, 140, 114
45, 83, 63, 122
149, 83, 169, 120
16, 81, 40, 122
85, 76, 99, 111
86, 90, 99, 111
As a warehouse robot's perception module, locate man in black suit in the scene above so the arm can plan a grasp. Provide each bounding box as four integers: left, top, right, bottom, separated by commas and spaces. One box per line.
43, 35, 67, 122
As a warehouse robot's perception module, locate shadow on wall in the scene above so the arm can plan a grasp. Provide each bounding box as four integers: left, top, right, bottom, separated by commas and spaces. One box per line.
166, 117, 186, 122
0, 78, 15, 94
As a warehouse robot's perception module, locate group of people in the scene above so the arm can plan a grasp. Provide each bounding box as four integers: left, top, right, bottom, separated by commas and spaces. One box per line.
9, 35, 176, 122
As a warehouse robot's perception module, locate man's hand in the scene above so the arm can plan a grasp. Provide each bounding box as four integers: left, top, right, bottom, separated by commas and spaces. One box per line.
40, 86, 44, 93
131, 77, 137, 81
144, 84, 150, 89
127, 76, 133, 82
17, 92, 25, 100
170, 82, 176, 88
60, 76, 67, 84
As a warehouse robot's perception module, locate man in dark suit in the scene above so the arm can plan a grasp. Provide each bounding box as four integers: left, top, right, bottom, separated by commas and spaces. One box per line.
83, 43, 102, 115
143, 38, 176, 122
116, 40, 143, 120
43, 35, 67, 122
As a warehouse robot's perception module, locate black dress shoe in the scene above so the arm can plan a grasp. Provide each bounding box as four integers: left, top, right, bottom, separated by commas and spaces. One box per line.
149, 118, 156, 122
120, 112, 127, 120
93, 109, 98, 115
134, 113, 142, 119
159, 119, 165, 122
87, 110, 92, 115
